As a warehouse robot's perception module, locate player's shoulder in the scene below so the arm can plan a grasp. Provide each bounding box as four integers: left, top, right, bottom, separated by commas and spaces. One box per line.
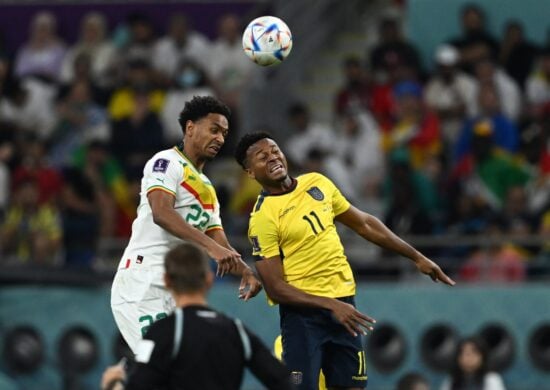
250, 191, 270, 218
144, 148, 183, 172
148, 147, 181, 164
299, 171, 333, 187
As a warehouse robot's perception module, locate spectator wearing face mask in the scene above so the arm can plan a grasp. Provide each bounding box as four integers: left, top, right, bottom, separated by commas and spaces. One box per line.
160, 60, 215, 144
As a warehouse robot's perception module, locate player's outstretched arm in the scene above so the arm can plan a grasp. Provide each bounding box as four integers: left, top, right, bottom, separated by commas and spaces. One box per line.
256, 255, 375, 336
148, 190, 239, 275
335, 205, 456, 286
206, 229, 263, 300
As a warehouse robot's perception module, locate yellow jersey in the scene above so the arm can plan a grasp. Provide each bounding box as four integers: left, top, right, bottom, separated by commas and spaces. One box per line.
248, 172, 355, 303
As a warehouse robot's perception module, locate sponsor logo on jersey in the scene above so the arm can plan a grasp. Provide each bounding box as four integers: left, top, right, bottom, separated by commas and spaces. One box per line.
136, 255, 144, 264
306, 186, 324, 201
153, 158, 169, 173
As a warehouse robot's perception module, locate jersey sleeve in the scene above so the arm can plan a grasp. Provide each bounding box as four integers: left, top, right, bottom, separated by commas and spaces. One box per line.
144, 152, 182, 197
205, 199, 223, 232
323, 174, 350, 216
248, 210, 280, 259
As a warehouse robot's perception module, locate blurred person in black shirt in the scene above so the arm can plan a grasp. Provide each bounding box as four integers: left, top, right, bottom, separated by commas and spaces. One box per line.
449, 4, 499, 74
102, 242, 292, 390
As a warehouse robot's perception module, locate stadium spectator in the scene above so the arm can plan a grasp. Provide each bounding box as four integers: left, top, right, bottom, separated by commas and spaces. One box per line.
117, 13, 156, 64
448, 4, 499, 74
152, 13, 212, 82
14, 11, 66, 82
440, 336, 506, 389
383, 149, 441, 237
0, 177, 62, 265
160, 59, 215, 144
499, 20, 539, 90
425, 44, 478, 146
102, 242, 292, 390
451, 120, 531, 211
397, 372, 431, 390
11, 136, 64, 205
58, 52, 111, 106
284, 102, 333, 171
526, 47, 550, 118
473, 58, 521, 122
110, 90, 165, 176
334, 56, 372, 118
0, 136, 11, 215
70, 140, 136, 238
49, 80, 110, 167
518, 117, 550, 215
454, 84, 519, 163
60, 12, 116, 87
332, 109, 384, 201
382, 81, 442, 170
0, 77, 58, 140
369, 15, 423, 82
59, 167, 100, 268
108, 59, 165, 121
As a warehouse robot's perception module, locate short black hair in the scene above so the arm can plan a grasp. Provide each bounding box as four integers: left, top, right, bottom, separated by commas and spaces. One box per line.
165, 242, 210, 294
178, 96, 231, 135
234, 131, 273, 169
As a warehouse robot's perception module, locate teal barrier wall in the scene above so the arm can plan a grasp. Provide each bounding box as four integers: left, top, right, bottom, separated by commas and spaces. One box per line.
407, 0, 550, 70
1, 283, 550, 390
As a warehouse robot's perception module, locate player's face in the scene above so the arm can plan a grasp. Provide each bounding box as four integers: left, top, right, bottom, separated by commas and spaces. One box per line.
186, 113, 229, 160
245, 138, 288, 184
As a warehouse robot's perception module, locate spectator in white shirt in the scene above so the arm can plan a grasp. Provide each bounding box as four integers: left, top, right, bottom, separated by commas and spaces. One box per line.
425, 44, 478, 145
14, 11, 66, 83
152, 14, 211, 82
474, 58, 521, 122
284, 102, 333, 170
60, 12, 116, 87
526, 47, 550, 118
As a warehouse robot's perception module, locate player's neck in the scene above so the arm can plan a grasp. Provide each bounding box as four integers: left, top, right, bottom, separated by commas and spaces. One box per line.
174, 292, 208, 308
181, 145, 205, 172
264, 176, 295, 195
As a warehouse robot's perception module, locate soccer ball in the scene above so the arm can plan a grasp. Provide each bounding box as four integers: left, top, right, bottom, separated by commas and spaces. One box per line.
242, 16, 293, 66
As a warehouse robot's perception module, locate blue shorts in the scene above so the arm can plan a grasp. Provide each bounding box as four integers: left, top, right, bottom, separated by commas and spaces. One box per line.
280, 296, 368, 390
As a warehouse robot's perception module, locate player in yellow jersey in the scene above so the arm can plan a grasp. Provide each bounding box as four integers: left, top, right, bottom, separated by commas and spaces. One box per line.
234, 132, 455, 390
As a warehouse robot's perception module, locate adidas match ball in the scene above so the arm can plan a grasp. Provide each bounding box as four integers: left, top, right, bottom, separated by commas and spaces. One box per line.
242, 16, 292, 66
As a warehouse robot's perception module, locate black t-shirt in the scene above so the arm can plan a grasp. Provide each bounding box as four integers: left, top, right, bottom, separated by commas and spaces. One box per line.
125, 305, 293, 390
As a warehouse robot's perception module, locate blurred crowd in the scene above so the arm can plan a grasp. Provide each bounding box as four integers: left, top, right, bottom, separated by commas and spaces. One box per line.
0, 10, 255, 268
0, 4, 549, 283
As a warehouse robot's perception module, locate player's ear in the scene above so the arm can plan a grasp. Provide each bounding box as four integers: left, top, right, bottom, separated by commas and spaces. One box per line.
164, 273, 172, 290
185, 120, 194, 137
245, 167, 255, 180
205, 269, 214, 290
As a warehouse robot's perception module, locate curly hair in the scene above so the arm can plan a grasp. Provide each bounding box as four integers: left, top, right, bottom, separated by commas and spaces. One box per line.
234, 132, 273, 169
178, 96, 231, 135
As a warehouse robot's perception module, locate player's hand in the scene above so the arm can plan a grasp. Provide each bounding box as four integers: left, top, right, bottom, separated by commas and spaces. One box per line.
207, 243, 241, 277
330, 299, 376, 337
238, 267, 263, 301
414, 255, 456, 286
101, 363, 126, 390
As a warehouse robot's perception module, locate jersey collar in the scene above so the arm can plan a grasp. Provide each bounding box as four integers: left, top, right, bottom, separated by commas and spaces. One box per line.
261, 177, 297, 197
